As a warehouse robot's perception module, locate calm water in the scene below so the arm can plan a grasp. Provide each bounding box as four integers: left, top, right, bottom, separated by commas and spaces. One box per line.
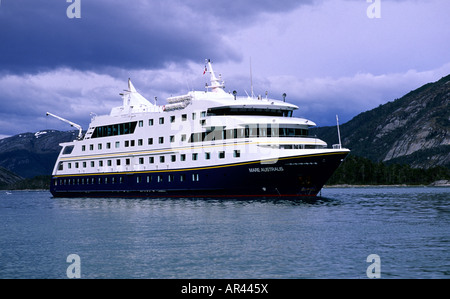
0, 187, 448, 279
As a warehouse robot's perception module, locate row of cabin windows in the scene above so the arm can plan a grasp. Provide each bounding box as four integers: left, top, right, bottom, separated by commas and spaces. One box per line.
189, 127, 309, 143
90, 112, 207, 139
81, 136, 176, 152
80, 126, 308, 153
147, 111, 207, 126
56, 173, 200, 186
58, 150, 241, 171
81, 133, 193, 152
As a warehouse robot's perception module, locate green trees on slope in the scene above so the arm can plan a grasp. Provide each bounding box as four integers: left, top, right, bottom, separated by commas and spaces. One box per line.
327, 155, 450, 185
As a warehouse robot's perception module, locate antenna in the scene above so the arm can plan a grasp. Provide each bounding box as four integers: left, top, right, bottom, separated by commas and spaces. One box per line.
250, 57, 254, 98
204, 59, 225, 92
336, 115, 342, 149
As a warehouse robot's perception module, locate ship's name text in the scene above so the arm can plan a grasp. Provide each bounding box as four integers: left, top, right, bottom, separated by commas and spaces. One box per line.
248, 167, 284, 173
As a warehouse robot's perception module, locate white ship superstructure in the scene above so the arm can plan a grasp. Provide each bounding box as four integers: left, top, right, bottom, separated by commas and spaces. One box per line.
50, 60, 349, 197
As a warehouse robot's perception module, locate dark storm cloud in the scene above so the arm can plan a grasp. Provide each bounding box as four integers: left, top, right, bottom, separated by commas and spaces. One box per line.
0, 0, 227, 73
182, 0, 313, 21
0, 0, 311, 74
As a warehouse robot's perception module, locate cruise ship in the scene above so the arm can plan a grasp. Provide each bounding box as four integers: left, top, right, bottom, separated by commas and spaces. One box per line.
49, 60, 350, 198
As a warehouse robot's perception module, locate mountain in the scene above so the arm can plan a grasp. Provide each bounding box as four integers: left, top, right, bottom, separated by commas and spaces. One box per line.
317, 74, 450, 169
0, 130, 78, 178
0, 166, 23, 188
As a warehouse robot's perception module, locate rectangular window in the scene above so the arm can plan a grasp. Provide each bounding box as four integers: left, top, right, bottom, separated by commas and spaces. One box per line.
234, 150, 241, 158
99, 160, 103, 167
106, 142, 111, 149
139, 120, 143, 127
192, 112, 196, 120
75, 162, 79, 168
192, 153, 198, 161
83, 162, 87, 168
149, 119, 154, 126
159, 117, 164, 124
192, 173, 199, 182
159, 137, 164, 144
125, 140, 129, 147
170, 135, 175, 143
98, 143, 102, 150
107, 160, 112, 166
125, 158, 130, 165
148, 138, 153, 145
171, 155, 176, 162
91, 161, 95, 167
90, 144, 94, 151
91, 121, 138, 139
149, 157, 154, 164
138, 139, 143, 146
181, 134, 186, 142
182, 114, 187, 121
130, 140, 135, 147
115, 141, 120, 148
82, 145, 86, 151
68, 163, 72, 169
170, 115, 175, 123
180, 154, 186, 161
160, 156, 165, 163
139, 158, 144, 165
219, 151, 225, 159
116, 159, 121, 166
205, 152, 211, 160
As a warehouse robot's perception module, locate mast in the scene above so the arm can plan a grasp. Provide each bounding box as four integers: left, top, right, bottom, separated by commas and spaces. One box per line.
250, 56, 254, 98
336, 115, 342, 149
205, 59, 225, 93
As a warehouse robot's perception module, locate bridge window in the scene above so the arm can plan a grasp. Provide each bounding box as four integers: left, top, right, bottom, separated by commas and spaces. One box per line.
91, 121, 138, 139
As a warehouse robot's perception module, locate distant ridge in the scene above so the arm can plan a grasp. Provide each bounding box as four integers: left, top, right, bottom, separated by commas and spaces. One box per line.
0, 166, 23, 187
0, 130, 78, 178
317, 74, 450, 169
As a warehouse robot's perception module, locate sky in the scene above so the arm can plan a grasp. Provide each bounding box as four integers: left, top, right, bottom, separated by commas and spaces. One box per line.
0, 0, 449, 138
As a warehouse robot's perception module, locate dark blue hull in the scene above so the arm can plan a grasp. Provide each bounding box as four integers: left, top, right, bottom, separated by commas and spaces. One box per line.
50, 151, 348, 198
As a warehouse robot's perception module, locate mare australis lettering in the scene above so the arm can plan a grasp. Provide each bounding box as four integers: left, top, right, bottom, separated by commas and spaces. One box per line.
248, 166, 284, 173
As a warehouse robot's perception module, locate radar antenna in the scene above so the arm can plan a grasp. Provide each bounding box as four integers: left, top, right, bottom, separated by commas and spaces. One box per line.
204, 59, 225, 92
